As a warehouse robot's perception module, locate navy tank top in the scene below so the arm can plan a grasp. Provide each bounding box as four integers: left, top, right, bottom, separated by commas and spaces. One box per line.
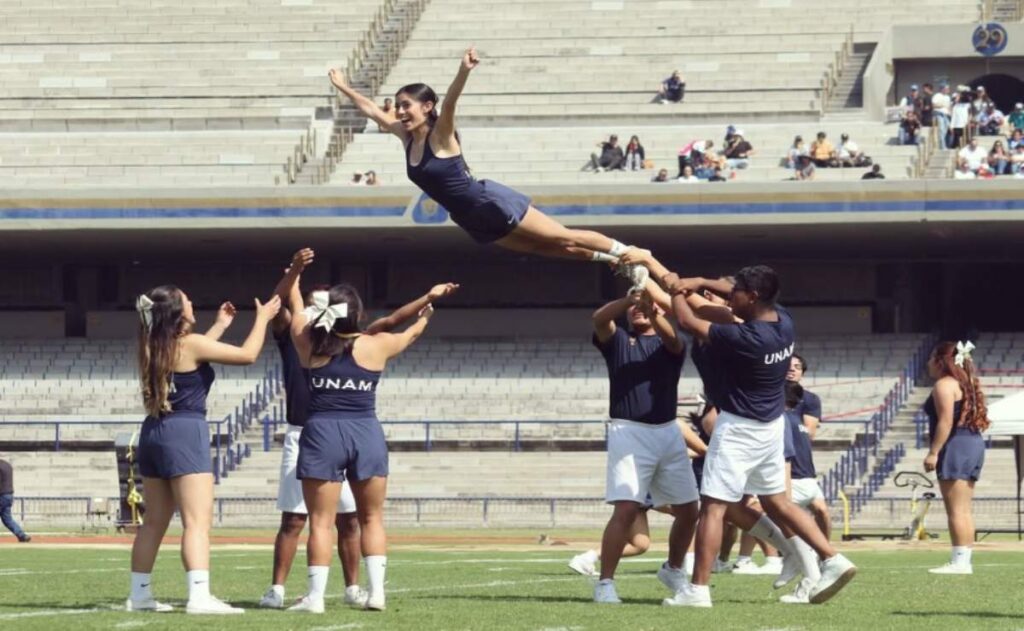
405, 132, 482, 213
166, 363, 215, 416
925, 394, 973, 437
307, 347, 382, 419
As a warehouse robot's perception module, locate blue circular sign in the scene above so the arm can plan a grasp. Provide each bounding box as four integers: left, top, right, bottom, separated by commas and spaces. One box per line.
973, 22, 1008, 57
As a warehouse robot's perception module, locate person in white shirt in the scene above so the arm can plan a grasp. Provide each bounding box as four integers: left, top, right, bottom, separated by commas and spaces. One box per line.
958, 140, 988, 173
953, 160, 976, 180
837, 134, 864, 167
977, 105, 1005, 136
950, 94, 973, 149
677, 165, 700, 183
932, 84, 953, 148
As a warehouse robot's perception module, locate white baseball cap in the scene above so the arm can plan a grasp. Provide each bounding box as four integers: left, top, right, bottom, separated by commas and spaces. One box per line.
1016, 102, 1023, 109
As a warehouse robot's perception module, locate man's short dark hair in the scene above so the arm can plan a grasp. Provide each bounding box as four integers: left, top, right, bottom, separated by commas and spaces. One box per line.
793, 353, 809, 373
733, 265, 780, 304
785, 381, 804, 409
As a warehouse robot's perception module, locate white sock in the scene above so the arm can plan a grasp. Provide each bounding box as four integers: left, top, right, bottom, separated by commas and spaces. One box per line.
607, 240, 629, 257
684, 552, 695, 569
951, 546, 972, 566
690, 583, 711, 595
271, 584, 284, 597
583, 549, 599, 564
789, 536, 821, 582
186, 569, 210, 601
306, 566, 329, 600
737, 554, 752, 564
345, 584, 363, 597
749, 515, 794, 555
591, 251, 617, 263
365, 555, 387, 599
130, 572, 152, 601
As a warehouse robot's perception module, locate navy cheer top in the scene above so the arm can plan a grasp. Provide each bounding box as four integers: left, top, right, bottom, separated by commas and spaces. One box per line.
308, 348, 382, 419
166, 363, 215, 416
276, 331, 311, 427
405, 135, 480, 214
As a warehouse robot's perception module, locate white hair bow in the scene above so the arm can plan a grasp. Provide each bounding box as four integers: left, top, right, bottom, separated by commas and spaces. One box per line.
954, 340, 975, 367
135, 294, 154, 330
303, 290, 349, 331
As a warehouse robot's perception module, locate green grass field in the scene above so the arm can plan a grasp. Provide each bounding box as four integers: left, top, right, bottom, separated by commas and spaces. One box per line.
1, 538, 1023, 630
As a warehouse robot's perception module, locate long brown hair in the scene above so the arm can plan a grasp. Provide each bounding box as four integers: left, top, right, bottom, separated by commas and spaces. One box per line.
932, 341, 989, 432
308, 283, 365, 358
136, 285, 190, 418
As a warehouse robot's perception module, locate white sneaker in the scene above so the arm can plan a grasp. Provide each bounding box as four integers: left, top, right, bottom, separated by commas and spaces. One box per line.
731, 558, 762, 575
657, 562, 688, 593
773, 552, 802, 588
780, 578, 813, 604
125, 597, 173, 613
569, 552, 598, 578
759, 557, 784, 575
662, 584, 712, 608
344, 585, 370, 607
711, 559, 733, 574
186, 594, 244, 615
286, 595, 325, 614
593, 579, 621, 604
614, 262, 650, 294
365, 592, 386, 611
808, 554, 857, 604
258, 587, 284, 609
928, 563, 972, 575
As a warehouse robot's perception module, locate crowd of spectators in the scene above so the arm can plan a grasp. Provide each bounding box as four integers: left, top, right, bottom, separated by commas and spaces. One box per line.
784, 131, 874, 180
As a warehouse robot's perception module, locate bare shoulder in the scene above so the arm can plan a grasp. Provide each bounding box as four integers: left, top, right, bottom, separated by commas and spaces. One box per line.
934, 376, 962, 397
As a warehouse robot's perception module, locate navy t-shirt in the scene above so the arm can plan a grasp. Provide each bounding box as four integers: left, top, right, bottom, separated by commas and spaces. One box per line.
784, 409, 816, 479
690, 341, 725, 408
794, 389, 822, 421
707, 306, 795, 421
593, 327, 685, 424
276, 330, 311, 426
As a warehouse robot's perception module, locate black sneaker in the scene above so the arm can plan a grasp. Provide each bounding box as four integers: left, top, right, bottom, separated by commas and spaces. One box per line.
17, 535, 31, 543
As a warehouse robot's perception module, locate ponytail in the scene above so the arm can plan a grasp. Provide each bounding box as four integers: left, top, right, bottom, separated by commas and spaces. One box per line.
136, 285, 189, 418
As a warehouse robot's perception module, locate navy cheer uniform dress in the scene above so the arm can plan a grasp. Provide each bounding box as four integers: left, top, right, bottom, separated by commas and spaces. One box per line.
296, 344, 388, 483
405, 130, 531, 244
925, 395, 985, 481
138, 363, 216, 479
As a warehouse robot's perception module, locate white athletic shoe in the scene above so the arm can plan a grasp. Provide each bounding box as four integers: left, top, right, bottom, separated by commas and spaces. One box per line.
286, 595, 325, 614
344, 585, 370, 608
761, 556, 784, 574
928, 563, 972, 575
731, 558, 762, 575
186, 594, 244, 615
662, 584, 712, 608
258, 587, 284, 609
773, 552, 802, 588
780, 578, 813, 604
711, 559, 734, 574
364, 592, 386, 611
593, 579, 621, 604
657, 562, 689, 593
569, 552, 599, 578
614, 261, 650, 295
808, 554, 857, 604
125, 597, 173, 613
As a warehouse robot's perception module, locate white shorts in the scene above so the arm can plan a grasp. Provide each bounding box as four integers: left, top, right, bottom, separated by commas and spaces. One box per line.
701, 410, 786, 502
277, 424, 357, 514
791, 477, 825, 508
605, 418, 699, 507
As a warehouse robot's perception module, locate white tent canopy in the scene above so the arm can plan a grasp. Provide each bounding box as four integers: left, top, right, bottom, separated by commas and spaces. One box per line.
985, 390, 1024, 436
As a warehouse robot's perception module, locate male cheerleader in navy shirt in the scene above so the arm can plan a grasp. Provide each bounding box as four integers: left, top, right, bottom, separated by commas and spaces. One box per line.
591, 287, 699, 604
620, 251, 856, 607
786, 356, 831, 541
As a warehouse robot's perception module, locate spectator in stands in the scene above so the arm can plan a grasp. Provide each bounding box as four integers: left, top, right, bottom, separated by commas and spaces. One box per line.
723, 131, 755, 170
919, 83, 935, 128
708, 166, 728, 182
932, 83, 952, 148
590, 135, 626, 172
377, 98, 397, 132
652, 168, 670, 183
971, 86, 992, 113
958, 138, 988, 174
0, 459, 30, 543
695, 150, 725, 180
349, 172, 364, 186
364, 170, 380, 186
988, 140, 1010, 176
677, 165, 700, 183
837, 133, 869, 168
923, 341, 988, 575
658, 70, 686, 104
861, 164, 885, 180
953, 159, 976, 179
624, 135, 647, 171
1010, 103, 1024, 133
810, 132, 838, 168
1013, 142, 1024, 176
977, 103, 1006, 136
724, 125, 738, 148
899, 85, 922, 118
950, 91, 973, 149
899, 111, 922, 145
128, 286, 282, 614
787, 136, 815, 181
677, 140, 714, 178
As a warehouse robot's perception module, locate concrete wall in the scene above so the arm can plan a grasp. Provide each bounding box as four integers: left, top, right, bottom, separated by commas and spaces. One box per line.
0, 311, 65, 338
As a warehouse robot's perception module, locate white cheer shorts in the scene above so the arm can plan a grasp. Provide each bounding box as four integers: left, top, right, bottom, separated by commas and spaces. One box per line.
606, 418, 699, 507
277, 424, 357, 514
701, 410, 786, 502
790, 477, 825, 508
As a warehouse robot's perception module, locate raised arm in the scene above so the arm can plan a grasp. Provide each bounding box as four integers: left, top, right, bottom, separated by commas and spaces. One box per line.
435, 46, 479, 145
185, 296, 281, 365
205, 302, 236, 341
372, 304, 435, 360
329, 69, 406, 139
271, 248, 315, 336
669, 281, 712, 342
639, 294, 683, 355
924, 379, 958, 473
592, 295, 636, 344
365, 282, 459, 334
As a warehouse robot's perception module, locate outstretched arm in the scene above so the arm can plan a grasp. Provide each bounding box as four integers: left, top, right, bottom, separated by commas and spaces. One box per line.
329, 69, 406, 139
435, 47, 479, 145
592, 295, 636, 344
205, 302, 236, 341
270, 248, 315, 336
365, 282, 460, 334
638, 294, 684, 355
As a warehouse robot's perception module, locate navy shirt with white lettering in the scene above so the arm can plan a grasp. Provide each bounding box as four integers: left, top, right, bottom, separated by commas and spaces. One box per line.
784, 409, 816, 479
276, 330, 310, 426
707, 306, 795, 421
593, 327, 685, 424
793, 389, 822, 421
308, 344, 382, 419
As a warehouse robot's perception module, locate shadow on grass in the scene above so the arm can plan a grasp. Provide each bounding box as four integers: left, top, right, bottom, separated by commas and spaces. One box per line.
892, 610, 1024, 621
